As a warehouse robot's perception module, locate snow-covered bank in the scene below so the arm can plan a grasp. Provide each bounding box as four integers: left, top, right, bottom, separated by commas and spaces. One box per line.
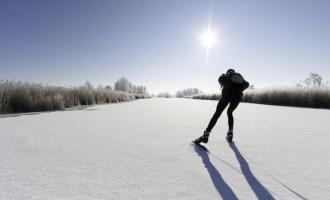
1, 98, 329, 199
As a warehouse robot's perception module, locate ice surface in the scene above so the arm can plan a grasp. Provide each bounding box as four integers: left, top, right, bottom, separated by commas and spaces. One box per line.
1, 98, 329, 200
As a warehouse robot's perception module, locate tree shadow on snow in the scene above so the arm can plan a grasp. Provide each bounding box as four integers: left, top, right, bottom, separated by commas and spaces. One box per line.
193, 143, 239, 200
228, 143, 275, 200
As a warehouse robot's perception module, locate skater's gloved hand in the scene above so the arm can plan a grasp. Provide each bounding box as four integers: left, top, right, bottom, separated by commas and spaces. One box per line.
218, 74, 228, 87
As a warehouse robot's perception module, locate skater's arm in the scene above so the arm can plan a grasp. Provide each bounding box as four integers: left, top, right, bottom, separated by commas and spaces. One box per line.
242, 80, 249, 90
218, 74, 228, 87
239, 80, 249, 92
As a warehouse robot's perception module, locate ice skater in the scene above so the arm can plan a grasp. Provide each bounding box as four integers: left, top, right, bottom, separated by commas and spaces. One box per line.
194, 69, 249, 143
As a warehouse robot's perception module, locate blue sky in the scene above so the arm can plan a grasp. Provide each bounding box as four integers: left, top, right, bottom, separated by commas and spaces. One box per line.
1, 0, 329, 94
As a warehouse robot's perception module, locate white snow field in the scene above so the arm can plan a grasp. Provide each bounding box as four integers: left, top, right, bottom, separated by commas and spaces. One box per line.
1, 98, 329, 200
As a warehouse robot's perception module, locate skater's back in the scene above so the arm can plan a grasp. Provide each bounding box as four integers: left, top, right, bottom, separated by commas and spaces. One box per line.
218, 69, 249, 97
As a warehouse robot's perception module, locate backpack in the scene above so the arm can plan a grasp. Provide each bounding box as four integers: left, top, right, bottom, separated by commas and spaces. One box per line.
218, 72, 249, 92
230, 73, 244, 84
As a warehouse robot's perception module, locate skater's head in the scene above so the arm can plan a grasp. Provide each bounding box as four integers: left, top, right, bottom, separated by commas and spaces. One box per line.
226, 69, 235, 74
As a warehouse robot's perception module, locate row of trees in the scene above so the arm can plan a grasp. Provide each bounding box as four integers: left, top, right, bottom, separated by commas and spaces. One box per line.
156, 88, 203, 98
114, 77, 148, 95
156, 72, 328, 99
175, 88, 202, 97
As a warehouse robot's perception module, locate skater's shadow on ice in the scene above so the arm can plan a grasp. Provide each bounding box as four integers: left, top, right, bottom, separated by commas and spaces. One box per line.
194, 144, 239, 200
229, 143, 275, 200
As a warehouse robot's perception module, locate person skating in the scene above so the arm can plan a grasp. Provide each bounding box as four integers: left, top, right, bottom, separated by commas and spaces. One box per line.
194, 69, 249, 143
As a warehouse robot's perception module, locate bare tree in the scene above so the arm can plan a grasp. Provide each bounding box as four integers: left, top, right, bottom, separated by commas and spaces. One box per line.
114, 77, 132, 92
114, 77, 148, 94
85, 81, 94, 89
304, 73, 322, 87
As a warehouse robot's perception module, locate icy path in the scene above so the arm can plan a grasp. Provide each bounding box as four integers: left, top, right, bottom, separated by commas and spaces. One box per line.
1, 98, 329, 200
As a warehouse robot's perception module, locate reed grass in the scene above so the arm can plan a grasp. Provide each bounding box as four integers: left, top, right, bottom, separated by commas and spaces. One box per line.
193, 87, 330, 109
0, 80, 149, 113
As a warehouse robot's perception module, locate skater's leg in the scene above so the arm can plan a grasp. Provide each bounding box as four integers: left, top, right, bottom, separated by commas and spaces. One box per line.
227, 98, 240, 130
205, 97, 229, 132
226, 97, 240, 143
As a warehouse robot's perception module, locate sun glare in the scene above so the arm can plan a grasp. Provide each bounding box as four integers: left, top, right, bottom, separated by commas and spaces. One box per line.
200, 29, 218, 61
200, 30, 218, 48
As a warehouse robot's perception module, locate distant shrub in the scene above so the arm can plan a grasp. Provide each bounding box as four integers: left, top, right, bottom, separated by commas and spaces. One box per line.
157, 92, 173, 98
0, 80, 150, 113
193, 87, 330, 109
176, 88, 202, 98
193, 93, 220, 101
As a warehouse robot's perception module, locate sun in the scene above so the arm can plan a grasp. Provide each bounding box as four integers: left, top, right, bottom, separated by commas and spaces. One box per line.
200, 29, 218, 61
200, 29, 218, 48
